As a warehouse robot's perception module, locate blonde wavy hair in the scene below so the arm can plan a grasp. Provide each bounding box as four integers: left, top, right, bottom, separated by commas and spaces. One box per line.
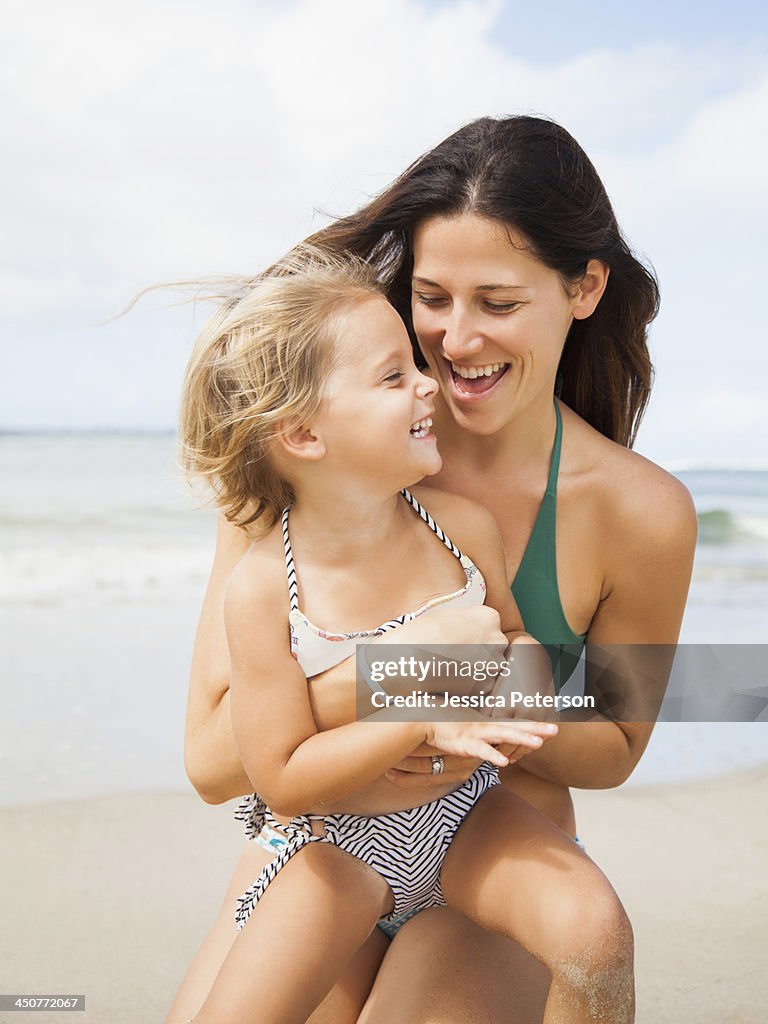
180, 245, 383, 530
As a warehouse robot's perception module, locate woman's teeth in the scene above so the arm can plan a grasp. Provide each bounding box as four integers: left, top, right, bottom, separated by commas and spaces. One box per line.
410, 417, 433, 438
448, 360, 510, 395
450, 361, 507, 379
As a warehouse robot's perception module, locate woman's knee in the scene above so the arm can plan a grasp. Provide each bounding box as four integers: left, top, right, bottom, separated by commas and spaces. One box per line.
549, 882, 634, 990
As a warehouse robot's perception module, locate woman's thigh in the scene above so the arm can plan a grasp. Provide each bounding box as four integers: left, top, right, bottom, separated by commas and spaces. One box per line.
358, 907, 550, 1024
357, 786, 614, 1024
166, 841, 389, 1024
440, 785, 615, 960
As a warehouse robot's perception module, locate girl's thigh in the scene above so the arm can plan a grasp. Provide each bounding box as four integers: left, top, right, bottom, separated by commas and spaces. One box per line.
166, 841, 389, 1024
195, 842, 393, 1024
358, 907, 550, 1024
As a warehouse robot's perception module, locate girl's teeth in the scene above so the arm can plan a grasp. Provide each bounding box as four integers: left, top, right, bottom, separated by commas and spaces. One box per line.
410, 416, 433, 437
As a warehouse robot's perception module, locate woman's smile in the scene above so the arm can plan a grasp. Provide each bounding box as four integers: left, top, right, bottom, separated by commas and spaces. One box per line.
446, 359, 510, 399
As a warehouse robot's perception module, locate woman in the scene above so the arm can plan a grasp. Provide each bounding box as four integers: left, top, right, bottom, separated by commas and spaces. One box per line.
167, 115, 697, 1024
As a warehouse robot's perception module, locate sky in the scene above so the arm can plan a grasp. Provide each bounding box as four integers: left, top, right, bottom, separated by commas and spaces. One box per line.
1, 0, 766, 467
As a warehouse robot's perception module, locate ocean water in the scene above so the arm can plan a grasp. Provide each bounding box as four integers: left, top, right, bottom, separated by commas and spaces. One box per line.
0, 434, 766, 805
677, 469, 768, 639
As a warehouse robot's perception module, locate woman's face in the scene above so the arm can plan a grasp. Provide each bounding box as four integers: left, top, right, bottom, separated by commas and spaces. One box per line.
411, 213, 588, 437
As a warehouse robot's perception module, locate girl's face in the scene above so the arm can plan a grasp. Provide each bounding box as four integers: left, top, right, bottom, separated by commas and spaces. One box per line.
411, 213, 594, 437
310, 294, 441, 488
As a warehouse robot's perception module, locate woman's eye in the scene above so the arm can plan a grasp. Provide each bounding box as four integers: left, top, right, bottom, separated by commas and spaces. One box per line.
415, 294, 446, 307
484, 301, 520, 313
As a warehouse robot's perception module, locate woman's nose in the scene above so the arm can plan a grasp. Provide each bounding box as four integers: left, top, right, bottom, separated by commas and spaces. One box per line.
439, 311, 485, 361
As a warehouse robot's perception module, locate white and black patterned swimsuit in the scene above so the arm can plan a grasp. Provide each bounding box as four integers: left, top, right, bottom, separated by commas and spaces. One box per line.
233, 488, 498, 931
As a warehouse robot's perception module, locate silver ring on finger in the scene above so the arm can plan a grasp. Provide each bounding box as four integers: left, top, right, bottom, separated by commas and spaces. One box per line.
431, 755, 445, 775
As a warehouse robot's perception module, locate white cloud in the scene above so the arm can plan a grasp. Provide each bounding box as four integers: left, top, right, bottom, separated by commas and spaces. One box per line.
1, 0, 766, 445
596, 71, 768, 236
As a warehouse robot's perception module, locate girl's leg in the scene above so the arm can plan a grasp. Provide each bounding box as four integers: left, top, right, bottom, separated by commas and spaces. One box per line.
359, 907, 550, 1024
166, 843, 389, 1024
440, 786, 635, 1024
193, 841, 393, 1024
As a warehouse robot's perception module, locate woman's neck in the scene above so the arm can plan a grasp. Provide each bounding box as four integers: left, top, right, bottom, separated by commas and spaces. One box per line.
432, 392, 558, 480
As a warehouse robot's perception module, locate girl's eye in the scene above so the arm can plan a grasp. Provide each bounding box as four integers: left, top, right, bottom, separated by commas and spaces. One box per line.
384, 371, 404, 384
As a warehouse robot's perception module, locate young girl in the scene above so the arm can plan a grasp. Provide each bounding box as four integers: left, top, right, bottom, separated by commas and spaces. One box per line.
179, 246, 635, 1024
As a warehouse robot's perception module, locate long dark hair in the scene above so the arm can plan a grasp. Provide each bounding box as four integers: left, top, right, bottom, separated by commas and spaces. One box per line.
309, 116, 658, 447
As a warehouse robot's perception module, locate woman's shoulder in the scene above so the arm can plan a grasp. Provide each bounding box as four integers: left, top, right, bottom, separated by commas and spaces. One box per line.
562, 404, 698, 551
408, 484, 502, 552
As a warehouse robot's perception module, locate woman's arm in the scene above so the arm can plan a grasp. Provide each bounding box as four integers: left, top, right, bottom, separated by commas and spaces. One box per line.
184, 516, 253, 803
511, 470, 698, 789
384, 471, 698, 792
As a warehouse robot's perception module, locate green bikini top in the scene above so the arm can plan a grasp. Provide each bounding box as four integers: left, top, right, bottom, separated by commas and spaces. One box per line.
510, 401, 586, 691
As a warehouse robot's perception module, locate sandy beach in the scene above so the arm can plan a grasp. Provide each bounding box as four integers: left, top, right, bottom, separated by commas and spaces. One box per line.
2, 768, 766, 1024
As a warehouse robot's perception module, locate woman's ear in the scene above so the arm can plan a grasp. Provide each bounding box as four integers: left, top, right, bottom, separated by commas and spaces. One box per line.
276, 421, 326, 461
572, 259, 610, 320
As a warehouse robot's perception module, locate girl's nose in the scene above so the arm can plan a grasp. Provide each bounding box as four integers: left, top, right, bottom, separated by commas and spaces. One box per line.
416, 370, 438, 398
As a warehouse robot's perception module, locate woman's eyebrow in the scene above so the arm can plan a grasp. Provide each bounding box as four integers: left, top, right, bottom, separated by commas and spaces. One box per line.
476, 283, 529, 292
412, 276, 528, 291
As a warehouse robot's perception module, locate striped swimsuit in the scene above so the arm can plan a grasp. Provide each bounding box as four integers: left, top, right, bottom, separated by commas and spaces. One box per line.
233, 488, 499, 932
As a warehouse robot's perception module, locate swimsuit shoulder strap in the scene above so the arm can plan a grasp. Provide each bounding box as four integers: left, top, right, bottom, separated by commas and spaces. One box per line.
281, 507, 299, 612
400, 488, 463, 559
545, 398, 563, 496
511, 400, 587, 650
284, 491, 467, 616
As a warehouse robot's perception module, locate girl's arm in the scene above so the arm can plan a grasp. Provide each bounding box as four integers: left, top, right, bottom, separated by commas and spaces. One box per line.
225, 548, 542, 818
183, 517, 511, 802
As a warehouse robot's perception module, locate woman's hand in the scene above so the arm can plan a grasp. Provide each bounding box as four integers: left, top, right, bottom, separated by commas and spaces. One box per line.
185, 516, 254, 803
384, 751, 489, 788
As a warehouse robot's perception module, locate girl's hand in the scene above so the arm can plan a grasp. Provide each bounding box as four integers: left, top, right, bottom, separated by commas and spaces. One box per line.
384, 745, 528, 788
489, 635, 560, 724
424, 720, 557, 769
